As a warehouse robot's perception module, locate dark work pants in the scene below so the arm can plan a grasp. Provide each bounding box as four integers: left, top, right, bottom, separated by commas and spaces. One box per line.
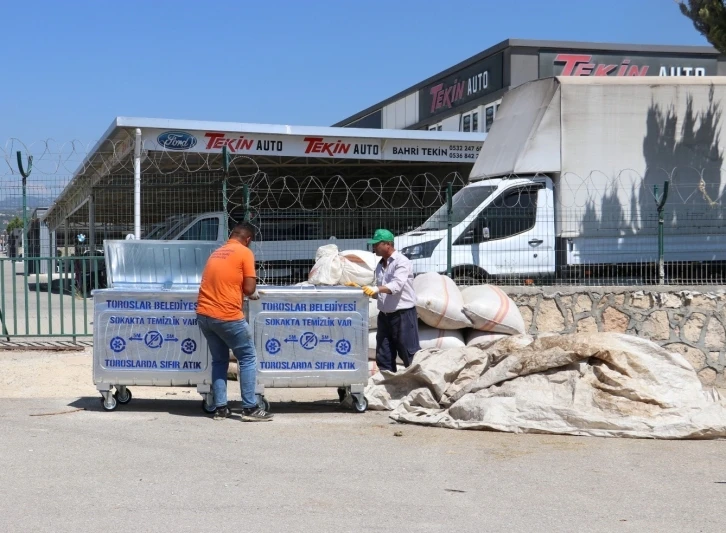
376, 307, 421, 372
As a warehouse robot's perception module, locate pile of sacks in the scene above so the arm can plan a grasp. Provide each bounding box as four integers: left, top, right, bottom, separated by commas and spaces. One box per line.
307, 248, 526, 377
368, 271, 526, 363
364, 331, 726, 439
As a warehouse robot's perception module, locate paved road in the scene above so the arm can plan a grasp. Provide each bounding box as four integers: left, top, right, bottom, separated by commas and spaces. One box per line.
2, 390, 725, 533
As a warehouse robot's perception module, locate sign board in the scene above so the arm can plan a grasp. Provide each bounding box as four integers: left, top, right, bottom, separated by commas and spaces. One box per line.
250, 287, 369, 387
540, 51, 718, 78
94, 291, 208, 374
419, 52, 505, 121
142, 129, 482, 163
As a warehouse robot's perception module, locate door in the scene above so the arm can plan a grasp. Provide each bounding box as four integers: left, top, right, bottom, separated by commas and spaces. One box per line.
452, 183, 554, 276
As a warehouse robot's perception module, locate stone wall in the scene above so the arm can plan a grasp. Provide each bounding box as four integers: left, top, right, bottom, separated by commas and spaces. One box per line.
505, 286, 726, 387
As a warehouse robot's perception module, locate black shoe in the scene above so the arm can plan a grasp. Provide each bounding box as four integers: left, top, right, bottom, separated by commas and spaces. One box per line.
241, 406, 274, 422
213, 406, 231, 420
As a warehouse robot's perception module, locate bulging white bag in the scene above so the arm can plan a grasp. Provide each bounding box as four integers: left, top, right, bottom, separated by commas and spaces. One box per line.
308, 244, 343, 285
413, 272, 471, 330
419, 325, 466, 350
368, 299, 379, 330
340, 250, 378, 286
465, 330, 509, 348
461, 285, 525, 335
368, 330, 377, 360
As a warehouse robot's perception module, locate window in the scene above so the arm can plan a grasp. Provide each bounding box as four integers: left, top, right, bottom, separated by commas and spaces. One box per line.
460, 111, 478, 132
485, 106, 495, 132
428, 123, 443, 131
455, 186, 540, 244
178, 217, 221, 241
420, 185, 497, 230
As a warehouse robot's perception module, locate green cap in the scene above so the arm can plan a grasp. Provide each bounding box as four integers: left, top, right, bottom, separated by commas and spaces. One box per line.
368, 229, 395, 245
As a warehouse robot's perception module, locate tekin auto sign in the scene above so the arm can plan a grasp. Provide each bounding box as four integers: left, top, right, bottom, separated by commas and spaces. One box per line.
143, 129, 483, 163
540, 51, 718, 77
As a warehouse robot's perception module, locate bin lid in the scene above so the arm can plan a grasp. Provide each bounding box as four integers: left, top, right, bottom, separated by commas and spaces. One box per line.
104, 240, 221, 290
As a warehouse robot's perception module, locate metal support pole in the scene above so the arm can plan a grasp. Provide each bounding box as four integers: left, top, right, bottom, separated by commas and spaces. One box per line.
16, 151, 32, 259
446, 182, 453, 278
654, 181, 670, 285
88, 193, 96, 253
243, 184, 250, 222
222, 146, 230, 233
134, 128, 142, 239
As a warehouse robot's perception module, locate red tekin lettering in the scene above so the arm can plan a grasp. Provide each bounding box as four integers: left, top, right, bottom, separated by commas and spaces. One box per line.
594, 64, 617, 76
555, 54, 649, 77
574, 63, 595, 76
203, 133, 254, 152
204, 132, 225, 150
303, 137, 351, 156
554, 54, 593, 76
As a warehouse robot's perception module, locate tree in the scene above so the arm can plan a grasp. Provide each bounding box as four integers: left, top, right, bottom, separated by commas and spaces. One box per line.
679, 0, 726, 53
6, 216, 23, 233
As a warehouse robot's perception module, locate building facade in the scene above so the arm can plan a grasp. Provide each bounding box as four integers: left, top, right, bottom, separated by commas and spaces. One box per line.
333, 39, 726, 134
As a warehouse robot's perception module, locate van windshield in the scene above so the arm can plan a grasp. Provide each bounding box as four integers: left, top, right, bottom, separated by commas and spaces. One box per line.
143, 215, 193, 240
419, 185, 497, 230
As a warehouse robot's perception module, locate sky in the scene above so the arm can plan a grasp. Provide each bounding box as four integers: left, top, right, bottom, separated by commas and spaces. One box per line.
0, 0, 711, 146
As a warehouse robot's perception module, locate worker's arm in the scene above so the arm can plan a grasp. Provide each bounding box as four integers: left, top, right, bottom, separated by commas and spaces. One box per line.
242, 248, 259, 299
243, 276, 258, 299
364, 260, 407, 297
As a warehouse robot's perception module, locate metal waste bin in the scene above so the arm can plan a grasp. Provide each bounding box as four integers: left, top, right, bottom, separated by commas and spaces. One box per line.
93, 240, 220, 412
249, 285, 369, 412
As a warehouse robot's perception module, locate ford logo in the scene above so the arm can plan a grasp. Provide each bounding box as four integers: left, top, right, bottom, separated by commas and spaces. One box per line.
157, 131, 197, 151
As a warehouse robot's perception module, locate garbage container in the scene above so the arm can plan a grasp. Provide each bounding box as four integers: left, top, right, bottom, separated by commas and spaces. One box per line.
92, 240, 220, 412
249, 285, 369, 412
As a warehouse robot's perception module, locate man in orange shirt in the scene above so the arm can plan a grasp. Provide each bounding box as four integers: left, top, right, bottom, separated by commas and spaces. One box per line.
196, 222, 273, 421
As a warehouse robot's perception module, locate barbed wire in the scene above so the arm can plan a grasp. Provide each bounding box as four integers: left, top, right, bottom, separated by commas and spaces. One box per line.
0, 139, 723, 224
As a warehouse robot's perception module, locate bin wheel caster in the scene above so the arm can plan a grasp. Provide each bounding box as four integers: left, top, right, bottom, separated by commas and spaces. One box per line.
114, 388, 132, 404
337, 387, 347, 403
256, 395, 270, 412
353, 395, 367, 413
101, 395, 117, 411
201, 397, 216, 414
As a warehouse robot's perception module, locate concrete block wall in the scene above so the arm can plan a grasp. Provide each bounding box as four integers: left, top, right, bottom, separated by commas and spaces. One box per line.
502, 286, 726, 387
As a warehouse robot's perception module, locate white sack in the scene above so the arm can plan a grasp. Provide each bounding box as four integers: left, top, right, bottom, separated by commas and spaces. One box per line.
413, 272, 471, 330
368, 299, 379, 330
419, 325, 466, 350
339, 250, 378, 286
365, 332, 726, 439
307, 244, 343, 285
465, 330, 509, 348
368, 330, 377, 360
461, 285, 526, 335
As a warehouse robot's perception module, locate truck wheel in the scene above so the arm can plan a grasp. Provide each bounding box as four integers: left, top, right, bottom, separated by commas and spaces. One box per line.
452, 266, 487, 286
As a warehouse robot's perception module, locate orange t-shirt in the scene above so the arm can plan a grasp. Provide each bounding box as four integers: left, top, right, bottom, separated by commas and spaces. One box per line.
196, 239, 256, 321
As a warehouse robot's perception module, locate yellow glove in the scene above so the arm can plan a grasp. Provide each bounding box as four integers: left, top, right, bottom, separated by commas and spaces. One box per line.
344, 282, 359, 287
362, 285, 379, 297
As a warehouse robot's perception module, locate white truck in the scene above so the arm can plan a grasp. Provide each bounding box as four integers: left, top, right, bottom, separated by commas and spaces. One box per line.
138, 211, 367, 283
396, 76, 726, 282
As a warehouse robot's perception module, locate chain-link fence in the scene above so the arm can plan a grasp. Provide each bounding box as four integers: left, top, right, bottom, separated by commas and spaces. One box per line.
0, 138, 724, 338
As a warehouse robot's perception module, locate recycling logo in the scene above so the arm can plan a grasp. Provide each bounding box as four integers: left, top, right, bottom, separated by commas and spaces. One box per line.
265, 338, 281, 355
335, 339, 351, 356
110, 336, 126, 353
181, 338, 197, 355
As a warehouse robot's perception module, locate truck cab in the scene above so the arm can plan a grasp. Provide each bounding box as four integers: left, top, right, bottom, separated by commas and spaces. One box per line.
395, 177, 556, 281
